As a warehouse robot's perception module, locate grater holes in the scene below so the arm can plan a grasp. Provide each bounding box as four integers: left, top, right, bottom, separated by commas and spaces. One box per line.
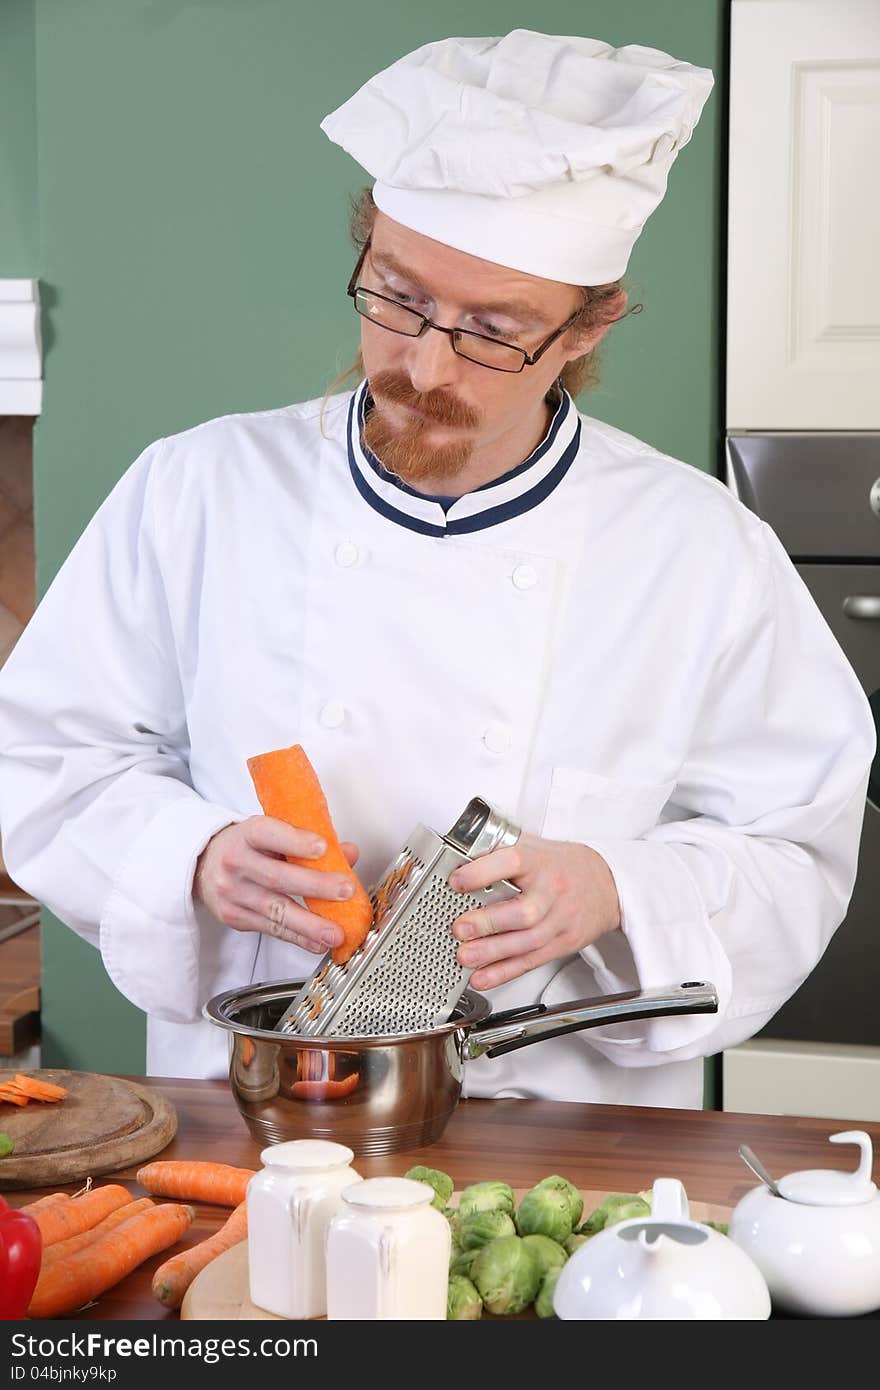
330, 877, 484, 1035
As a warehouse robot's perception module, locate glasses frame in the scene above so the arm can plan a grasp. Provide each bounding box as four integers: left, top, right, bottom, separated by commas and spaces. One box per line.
346, 240, 584, 374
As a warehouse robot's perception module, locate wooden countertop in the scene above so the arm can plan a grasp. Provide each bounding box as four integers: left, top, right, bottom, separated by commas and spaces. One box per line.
6, 1077, 880, 1321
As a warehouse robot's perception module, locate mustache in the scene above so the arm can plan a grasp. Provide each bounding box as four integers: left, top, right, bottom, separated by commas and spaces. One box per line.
368, 371, 482, 429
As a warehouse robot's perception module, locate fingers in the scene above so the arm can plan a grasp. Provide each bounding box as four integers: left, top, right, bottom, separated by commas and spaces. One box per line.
228, 882, 343, 952
448, 842, 528, 895
241, 849, 356, 903
242, 814, 328, 861
339, 841, 361, 868
452, 890, 545, 942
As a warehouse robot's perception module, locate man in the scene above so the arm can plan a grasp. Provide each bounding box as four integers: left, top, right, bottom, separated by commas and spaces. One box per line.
0, 32, 874, 1101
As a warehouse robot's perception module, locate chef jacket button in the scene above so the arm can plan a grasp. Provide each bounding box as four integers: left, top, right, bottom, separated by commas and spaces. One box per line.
512, 563, 538, 590
335, 541, 359, 568
319, 701, 347, 729
482, 723, 512, 755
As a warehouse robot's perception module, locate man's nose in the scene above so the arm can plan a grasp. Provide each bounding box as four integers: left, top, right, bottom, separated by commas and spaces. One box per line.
405, 322, 462, 394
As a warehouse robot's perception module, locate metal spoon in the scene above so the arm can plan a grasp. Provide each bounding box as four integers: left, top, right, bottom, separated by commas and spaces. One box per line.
737, 1144, 787, 1198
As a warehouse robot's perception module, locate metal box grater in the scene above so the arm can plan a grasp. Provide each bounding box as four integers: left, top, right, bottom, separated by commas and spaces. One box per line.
274, 796, 521, 1037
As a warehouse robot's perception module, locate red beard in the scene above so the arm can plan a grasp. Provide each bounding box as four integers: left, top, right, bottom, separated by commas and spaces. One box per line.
362, 371, 482, 485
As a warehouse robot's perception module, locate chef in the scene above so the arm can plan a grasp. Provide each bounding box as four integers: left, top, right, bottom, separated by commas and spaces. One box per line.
0, 31, 874, 1102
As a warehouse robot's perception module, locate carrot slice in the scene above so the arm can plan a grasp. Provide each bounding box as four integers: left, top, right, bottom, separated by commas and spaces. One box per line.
12, 1074, 67, 1101
152, 1201, 248, 1308
136, 1161, 257, 1207
0, 1088, 29, 1107
27, 1202, 196, 1318
247, 743, 373, 964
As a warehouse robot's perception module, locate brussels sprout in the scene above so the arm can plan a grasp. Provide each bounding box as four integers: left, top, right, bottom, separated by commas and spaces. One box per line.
515, 1186, 576, 1244
535, 1265, 562, 1319
471, 1235, 541, 1316
564, 1231, 591, 1256
520, 1233, 568, 1279
533, 1175, 584, 1228
450, 1246, 479, 1278
705, 1220, 729, 1236
447, 1274, 483, 1320
404, 1165, 454, 1210
578, 1192, 651, 1236
0, 1133, 14, 1157
460, 1209, 517, 1251
458, 1180, 515, 1218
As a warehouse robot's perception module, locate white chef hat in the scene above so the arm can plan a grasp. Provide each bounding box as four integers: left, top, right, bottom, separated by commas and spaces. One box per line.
321, 29, 714, 285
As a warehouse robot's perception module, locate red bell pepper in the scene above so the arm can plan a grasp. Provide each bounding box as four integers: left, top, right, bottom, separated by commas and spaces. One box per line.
0, 1194, 42, 1319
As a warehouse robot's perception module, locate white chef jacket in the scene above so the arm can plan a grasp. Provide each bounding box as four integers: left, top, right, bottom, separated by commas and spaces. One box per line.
0, 383, 873, 1105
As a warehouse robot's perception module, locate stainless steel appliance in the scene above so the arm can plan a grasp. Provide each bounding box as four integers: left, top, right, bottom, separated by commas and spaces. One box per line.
726, 434, 880, 1047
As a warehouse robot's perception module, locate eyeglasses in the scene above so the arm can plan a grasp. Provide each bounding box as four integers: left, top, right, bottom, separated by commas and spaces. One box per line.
346, 240, 583, 374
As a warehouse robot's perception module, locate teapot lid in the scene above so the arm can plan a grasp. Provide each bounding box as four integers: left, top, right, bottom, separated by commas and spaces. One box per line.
777, 1131, 877, 1206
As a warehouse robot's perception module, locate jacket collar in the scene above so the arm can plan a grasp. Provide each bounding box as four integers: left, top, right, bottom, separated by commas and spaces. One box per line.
346, 379, 581, 537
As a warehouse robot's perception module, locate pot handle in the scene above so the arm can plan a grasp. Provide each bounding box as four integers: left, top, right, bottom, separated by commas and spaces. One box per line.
462, 982, 718, 1061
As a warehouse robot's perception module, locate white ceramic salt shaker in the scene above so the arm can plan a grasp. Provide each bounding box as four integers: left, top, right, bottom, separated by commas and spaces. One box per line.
247, 1139, 362, 1319
325, 1176, 451, 1319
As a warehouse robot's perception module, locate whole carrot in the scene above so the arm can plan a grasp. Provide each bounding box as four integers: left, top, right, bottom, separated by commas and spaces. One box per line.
247, 743, 373, 964
19, 1193, 71, 1214
32, 1185, 133, 1246
28, 1202, 195, 1319
136, 1160, 257, 1206
40, 1198, 155, 1266
152, 1201, 247, 1308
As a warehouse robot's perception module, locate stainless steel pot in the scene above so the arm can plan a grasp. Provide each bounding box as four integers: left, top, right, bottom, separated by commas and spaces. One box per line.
204, 977, 718, 1157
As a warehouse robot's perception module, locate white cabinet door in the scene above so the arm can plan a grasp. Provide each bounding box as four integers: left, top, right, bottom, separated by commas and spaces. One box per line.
727, 0, 880, 428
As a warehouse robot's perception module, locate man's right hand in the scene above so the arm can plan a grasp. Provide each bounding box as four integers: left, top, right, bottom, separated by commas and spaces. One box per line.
193, 816, 360, 955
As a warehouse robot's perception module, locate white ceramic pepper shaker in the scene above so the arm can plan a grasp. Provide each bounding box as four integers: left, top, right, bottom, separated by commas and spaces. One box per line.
325, 1176, 451, 1319
247, 1139, 362, 1319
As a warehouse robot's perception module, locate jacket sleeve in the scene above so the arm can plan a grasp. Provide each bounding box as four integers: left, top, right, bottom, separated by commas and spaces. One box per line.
0, 441, 246, 1023
565, 518, 876, 1065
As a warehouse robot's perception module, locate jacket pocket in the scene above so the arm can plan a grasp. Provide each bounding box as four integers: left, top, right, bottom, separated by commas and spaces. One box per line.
541, 768, 676, 843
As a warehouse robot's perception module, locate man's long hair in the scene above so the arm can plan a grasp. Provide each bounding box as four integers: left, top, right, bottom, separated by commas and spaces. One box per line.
321, 186, 634, 421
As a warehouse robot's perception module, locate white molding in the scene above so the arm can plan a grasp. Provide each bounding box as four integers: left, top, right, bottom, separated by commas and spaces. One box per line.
0, 279, 42, 416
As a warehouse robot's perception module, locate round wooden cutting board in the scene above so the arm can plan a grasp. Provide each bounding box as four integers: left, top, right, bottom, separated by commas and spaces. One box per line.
181, 1187, 732, 1321
0, 1069, 177, 1189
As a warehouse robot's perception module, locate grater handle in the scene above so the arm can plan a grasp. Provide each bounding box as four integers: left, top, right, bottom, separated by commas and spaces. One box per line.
462, 982, 718, 1060
445, 797, 521, 858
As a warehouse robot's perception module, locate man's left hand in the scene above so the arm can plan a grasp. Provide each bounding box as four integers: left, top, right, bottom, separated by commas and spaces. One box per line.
448, 833, 621, 990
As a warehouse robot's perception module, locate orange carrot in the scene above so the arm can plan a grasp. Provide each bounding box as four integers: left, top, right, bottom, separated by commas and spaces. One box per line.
40, 1198, 156, 1266
152, 1201, 248, 1308
32, 1184, 133, 1246
247, 743, 373, 964
27, 1202, 196, 1318
11, 1074, 67, 1101
136, 1160, 257, 1207
19, 1193, 71, 1214
0, 1087, 29, 1106
291, 1072, 360, 1100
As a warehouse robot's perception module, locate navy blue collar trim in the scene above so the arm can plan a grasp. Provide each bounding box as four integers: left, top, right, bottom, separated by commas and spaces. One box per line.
346, 387, 580, 537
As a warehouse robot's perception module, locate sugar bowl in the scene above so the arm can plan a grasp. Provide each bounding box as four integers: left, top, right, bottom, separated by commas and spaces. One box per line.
729, 1131, 880, 1317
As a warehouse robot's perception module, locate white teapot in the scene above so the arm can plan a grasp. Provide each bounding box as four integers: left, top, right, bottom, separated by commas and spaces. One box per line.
553, 1178, 771, 1320
729, 1131, 880, 1318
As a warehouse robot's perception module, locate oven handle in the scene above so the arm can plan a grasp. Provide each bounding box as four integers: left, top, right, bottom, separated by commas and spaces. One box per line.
843, 595, 880, 621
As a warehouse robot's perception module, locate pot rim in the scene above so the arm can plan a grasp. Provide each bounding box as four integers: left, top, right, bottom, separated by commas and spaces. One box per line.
203, 976, 493, 1046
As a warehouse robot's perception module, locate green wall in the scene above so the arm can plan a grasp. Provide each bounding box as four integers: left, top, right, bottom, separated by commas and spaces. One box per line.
0, 0, 38, 274
10, 0, 726, 1073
